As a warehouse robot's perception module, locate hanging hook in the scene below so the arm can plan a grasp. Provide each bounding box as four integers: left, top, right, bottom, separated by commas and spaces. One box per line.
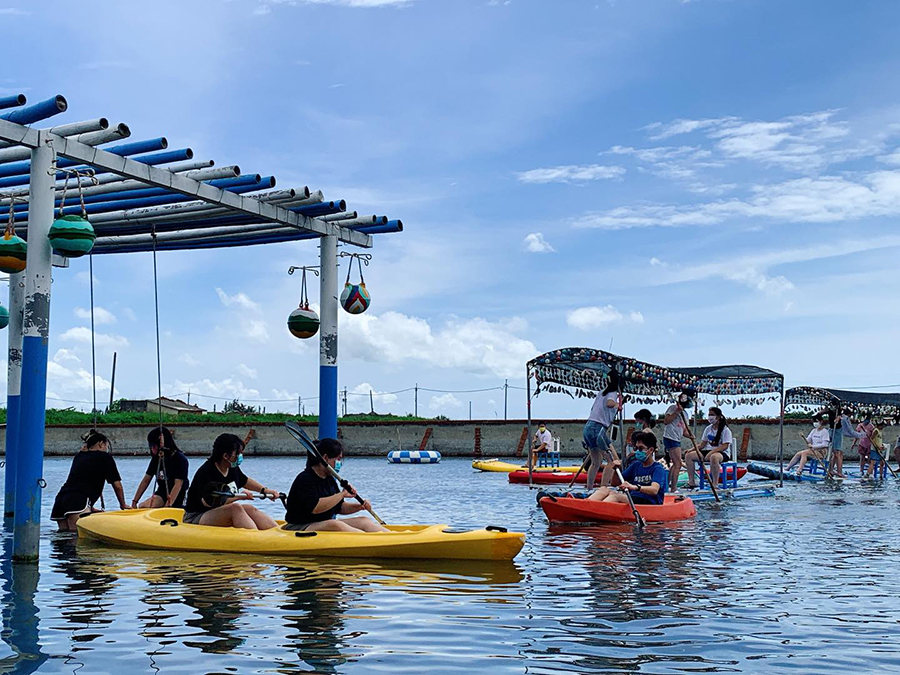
287, 265, 320, 276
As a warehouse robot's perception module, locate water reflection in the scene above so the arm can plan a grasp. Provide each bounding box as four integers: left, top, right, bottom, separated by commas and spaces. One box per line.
0, 538, 47, 674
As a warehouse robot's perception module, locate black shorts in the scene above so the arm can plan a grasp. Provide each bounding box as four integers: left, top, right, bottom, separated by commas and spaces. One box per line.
182, 511, 205, 524
50, 489, 91, 521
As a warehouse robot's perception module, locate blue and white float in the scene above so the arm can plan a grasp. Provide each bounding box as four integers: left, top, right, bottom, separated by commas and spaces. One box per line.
387, 449, 441, 464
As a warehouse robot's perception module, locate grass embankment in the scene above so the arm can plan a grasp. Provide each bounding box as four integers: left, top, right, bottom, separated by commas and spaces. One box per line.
0, 410, 430, 425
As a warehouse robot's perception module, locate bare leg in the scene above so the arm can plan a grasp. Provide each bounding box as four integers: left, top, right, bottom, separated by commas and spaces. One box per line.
57, 520, 70, 532
785, 451, 803, 471
306, 519, 362, 532
710, 453, 722, 486
684, 450, 699, 487
140, 495, 165, 509
585, 448, 602, 490
601, 491, 630, 504
795, 450, 812, 473
600, 461, 615, 487
340, 516, 388, 532
244, 504, 278, 530
587, 487, 613, 502
199, 503, 258, 529
833, 451, 844, 477
668, 447, 683, 492
66, 514, 81, 531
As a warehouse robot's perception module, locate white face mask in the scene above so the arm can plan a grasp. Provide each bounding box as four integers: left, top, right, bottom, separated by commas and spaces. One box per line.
814, 422, 822, 429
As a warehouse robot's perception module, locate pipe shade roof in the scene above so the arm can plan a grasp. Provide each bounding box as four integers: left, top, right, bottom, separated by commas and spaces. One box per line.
785, 386, 900, 417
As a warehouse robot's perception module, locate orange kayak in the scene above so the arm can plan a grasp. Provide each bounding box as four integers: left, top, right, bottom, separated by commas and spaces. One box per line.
539, 493, 696, 523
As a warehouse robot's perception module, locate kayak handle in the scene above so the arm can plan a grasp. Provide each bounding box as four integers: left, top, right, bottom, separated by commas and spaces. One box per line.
160, 519, 179, 527
294, 531, 317, 538
486, 525, 508, 533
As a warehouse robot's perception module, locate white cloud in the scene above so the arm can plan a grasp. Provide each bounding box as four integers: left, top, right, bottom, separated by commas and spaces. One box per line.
171, 378, 260, 403
216, 288, 260, 311
643, 117, 736, 140
75, 271, 99, 286
566, 305, 645, 330
516, 163, 625, 184
237, 363, 259, 379
341, 312, 537, 379
572, 171, 900, 229
59, 326, 129, 349
725, 267, 794, 297
53, 349, 80, 364
523, 232, 555, 253
241, 319, 270, 343
347, 382, 398, 413
179, 353, 201, 367
121, 307, 137, 322
650, 257, 667, 267
429, 393, 462, 411
74, 306, 116, 325
879, 149, 900, 166
47, 361, 112, 402
0, 8, 29, 15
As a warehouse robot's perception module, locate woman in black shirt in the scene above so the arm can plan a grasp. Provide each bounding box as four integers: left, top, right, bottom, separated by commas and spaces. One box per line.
131, 426, 190, 508
50, 430, 130, 531
183, 432, 279, 529
285, 438, 387, 532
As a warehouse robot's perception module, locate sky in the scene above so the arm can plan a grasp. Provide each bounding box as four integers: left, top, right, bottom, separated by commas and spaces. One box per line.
1, 0, 899, 421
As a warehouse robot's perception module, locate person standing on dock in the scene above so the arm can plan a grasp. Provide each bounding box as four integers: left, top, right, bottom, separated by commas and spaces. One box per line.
862, 418, 889, 479
662, 389, 694, 493
530, 423, 553, 466
856, 416, 875, 474
829, 408, 865, 479
582, 371, 622, 490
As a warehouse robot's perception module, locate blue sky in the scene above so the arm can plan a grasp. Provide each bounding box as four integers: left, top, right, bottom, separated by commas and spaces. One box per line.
2, 0, 899, 420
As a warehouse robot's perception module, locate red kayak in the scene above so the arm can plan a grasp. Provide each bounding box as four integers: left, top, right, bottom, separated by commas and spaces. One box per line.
540, 493, 697, 523
509, 466, 746, 485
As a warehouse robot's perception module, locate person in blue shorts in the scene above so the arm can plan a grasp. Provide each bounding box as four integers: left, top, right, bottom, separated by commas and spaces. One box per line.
587, 432, 667, 505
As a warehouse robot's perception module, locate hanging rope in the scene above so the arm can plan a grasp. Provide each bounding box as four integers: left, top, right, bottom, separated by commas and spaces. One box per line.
89, 253, 97, 427
151, 226, 167, 500
5, 194, 17, 238
343, 253, 368, 286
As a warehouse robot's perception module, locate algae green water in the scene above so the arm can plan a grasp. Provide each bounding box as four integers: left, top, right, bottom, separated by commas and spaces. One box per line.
2, 456, 899, 673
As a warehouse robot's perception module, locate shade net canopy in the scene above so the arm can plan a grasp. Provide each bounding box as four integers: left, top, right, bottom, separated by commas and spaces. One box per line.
529, 347, 783, 407
785, 386, 900, 418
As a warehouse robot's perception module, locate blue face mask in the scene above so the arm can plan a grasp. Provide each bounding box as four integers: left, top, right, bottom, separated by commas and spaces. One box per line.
334, 459, 342, 473
230, 454, 243, 468
635, 450, 648, 462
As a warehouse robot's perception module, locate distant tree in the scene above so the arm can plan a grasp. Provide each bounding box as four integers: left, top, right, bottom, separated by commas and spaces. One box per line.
223, 399, 257, 415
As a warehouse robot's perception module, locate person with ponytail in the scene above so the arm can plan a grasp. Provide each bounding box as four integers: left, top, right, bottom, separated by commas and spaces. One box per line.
131, 426, 190, 509
684, 407, 733, 489
582, 369, 622, 490
50, 430, 130, 531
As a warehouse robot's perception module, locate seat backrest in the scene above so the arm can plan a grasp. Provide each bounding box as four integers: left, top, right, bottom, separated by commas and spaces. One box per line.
553, 437, 561, 453
730, 437, 737, 462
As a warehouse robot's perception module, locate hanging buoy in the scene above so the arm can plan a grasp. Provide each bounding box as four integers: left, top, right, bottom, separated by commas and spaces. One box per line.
0, 304, 8, 330
340, 282, 371, 315
0, 231, 26, 274
49, 215, 96, 258
288, 305, 320, 339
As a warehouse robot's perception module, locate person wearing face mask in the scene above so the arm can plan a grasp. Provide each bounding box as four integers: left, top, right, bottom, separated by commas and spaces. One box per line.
530, 423, 553, 466
587, 432, 666, 505
785, 414, 831, 476
683, 407, 732, 489
50, 430, 130, 531
182, 433, 279, 529
662, 388, 695, 493
285, 438, 388, 532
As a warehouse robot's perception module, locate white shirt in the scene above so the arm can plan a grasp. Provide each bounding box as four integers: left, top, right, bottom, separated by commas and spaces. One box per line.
806, 426, 830, 449
663, 404, 687, 442
701, 424, 733, 454
534, 429, 552, 451
588, 392, 618, 427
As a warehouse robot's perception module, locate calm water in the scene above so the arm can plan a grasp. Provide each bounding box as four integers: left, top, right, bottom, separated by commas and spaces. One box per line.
1, 455, 899, 674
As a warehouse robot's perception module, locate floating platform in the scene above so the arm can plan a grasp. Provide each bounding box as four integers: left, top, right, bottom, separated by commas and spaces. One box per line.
536, 483, 777, 505
388, 450, 441, 464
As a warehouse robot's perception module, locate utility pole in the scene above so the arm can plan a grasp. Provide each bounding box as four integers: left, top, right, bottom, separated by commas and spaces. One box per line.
504, 379, 508, 420
298, 395, 302, 416
369, 390, 374, 414
342, 387, 348, 416
187, 389, 190, 405
414, 383, 418, 417
469, 401, 472, 421
108, 352, 117, 411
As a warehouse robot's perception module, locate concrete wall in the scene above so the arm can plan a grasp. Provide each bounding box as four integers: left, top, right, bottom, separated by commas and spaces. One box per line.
3, 419, 897, 461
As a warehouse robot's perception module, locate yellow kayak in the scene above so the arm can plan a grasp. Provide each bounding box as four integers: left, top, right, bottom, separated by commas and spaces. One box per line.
472, 458, 583, 473
76, 508, 525, 561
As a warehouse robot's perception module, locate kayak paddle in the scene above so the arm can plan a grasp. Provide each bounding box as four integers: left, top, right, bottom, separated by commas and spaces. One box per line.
681, 409, 720, 502
284, 421, 387, 525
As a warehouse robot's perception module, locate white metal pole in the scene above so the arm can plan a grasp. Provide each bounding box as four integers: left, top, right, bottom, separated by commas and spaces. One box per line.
318, 235, 338, 438
3, 271, 24, 518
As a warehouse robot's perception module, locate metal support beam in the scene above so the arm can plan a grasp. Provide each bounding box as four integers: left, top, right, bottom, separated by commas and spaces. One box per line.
319, 235, 339, 439
0, 119, 371, 247
14, 140, 54, 561
3, 272, 24, 519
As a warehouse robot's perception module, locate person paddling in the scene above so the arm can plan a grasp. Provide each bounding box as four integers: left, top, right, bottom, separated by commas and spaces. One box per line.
131, 426, 190, 508
183, 433, 280, 529
683, 407, 733, 489
829, 408, 865, 479
582, 370, 622, 490
284, 438, 388, 532
587, 432, 666, 505
50, 430, 130, 532
785, 414, 830, 476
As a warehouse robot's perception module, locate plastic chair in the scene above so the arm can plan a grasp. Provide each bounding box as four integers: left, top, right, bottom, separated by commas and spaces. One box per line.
699, 461, 739, 489
537, 438, 561, 468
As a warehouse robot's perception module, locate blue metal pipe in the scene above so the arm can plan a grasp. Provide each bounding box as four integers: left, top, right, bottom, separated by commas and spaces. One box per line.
0, 94, 26, 111
0, 137, 168, 179
0, 148, 194, 190
291, 200, 346, 218
0, 95, 66, 124
12, 173, 264, 213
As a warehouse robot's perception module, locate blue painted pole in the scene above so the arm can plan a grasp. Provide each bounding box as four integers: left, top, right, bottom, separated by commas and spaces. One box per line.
0, 94, 26, 111
318, 235, 338, 439
3, 272, 24, 520
13, 142, 54, 562
0, 95, 66, 124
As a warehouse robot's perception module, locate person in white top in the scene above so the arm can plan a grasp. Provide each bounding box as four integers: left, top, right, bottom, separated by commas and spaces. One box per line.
683, 407, 733, 489
531, 423, 553, 465
662, 388, 695, 493
582, 370, 622, 489
785, 414, 831, 475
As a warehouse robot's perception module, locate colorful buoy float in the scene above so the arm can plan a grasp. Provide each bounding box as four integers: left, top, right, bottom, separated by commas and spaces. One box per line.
287, 305, 320, 339
340, 282, 370, 314
387, 450, 441, 464
0, 304, 8, 330
49, 215, 96, 258
0, 230, 27, 274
